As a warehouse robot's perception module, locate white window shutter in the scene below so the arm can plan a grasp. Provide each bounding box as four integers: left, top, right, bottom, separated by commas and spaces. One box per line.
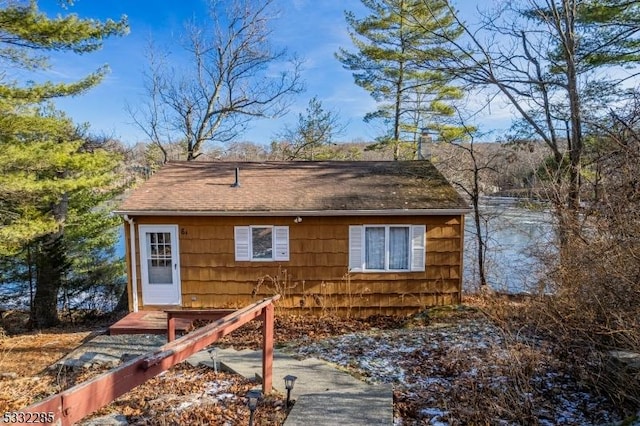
274, 226, 290, 261
411, 225, 426, 271
234, 226, 250, 261
349, 225, 364, 272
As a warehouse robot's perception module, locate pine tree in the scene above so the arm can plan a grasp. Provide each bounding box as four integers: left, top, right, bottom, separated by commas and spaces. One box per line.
336, 0, 462, 160
0, 1, 128, 327
278, 97, 346, 160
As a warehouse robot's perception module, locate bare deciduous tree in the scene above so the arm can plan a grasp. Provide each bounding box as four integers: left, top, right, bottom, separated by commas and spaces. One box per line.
409, 0, 640, 259
130, 0, 303, 161
435, 114, 503, 288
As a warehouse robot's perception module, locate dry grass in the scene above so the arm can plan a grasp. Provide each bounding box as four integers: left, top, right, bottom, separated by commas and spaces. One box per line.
0, 330, 93, 376
475, 291, 640, 420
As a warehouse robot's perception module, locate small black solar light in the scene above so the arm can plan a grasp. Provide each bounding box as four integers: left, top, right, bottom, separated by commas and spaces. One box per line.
283, 375, 297, 407
246, 389, 262, 426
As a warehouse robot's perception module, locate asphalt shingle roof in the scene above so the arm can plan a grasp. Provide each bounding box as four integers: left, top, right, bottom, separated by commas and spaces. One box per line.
116, 161, 469, 214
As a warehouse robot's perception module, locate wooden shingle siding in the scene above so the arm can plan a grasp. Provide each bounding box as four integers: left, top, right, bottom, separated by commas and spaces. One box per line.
127, 214, 464, 316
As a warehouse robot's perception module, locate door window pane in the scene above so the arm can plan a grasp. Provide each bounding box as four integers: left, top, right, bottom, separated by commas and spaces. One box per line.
365, 227, 385, 270
252, 227, 273, 259
148, 260, 172, 283
147, 232, 173, 284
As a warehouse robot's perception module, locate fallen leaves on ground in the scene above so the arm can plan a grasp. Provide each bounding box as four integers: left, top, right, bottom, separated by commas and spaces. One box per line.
87, 364, 287, 426
0, 304, 628, 425
0, 312, 103, 412
0, 363, 112, 412
208, 313, 406, 350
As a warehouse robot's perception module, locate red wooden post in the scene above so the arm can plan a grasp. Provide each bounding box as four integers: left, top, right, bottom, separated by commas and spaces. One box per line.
167, 314, 176, 342
261, 303, 275, 394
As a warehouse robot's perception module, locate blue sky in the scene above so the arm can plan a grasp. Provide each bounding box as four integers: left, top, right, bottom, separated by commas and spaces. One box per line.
35, 0, 512, 146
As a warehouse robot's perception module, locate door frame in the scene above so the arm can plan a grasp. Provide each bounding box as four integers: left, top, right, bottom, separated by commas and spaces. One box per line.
138, 224, 182, 306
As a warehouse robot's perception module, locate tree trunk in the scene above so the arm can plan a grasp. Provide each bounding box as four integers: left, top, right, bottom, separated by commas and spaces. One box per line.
30, 234, 66, 328
465, 145, 488, 288
393, 67, 403, 161
114, 285, 130, 314
30, 193, 69, 329
563, 0, 582, 245
392, 0, 406, 161
471, 181, 488, 288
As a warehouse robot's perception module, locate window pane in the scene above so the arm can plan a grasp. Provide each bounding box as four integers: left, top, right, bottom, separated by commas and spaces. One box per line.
252, 227, 273, 259
389, 227, 409, 270
148, 259, 172, 284
365, 227, 385, 270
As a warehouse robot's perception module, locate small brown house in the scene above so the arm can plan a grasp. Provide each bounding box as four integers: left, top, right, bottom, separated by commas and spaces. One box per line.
115, 161, 469, 317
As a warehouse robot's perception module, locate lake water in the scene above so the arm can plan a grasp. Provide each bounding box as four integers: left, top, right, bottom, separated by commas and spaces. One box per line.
463, 197, 555, 294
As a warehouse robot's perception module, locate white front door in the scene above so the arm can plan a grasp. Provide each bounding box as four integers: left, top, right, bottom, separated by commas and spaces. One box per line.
139, 225, 181, 305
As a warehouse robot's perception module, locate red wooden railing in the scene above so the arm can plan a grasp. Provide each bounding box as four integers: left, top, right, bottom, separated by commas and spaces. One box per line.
14, 296, 280, 426
165, 309, 236, 342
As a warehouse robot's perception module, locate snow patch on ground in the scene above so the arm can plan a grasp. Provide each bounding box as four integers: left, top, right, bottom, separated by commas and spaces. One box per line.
204, 379, 236, 396
287, 316, 618, 425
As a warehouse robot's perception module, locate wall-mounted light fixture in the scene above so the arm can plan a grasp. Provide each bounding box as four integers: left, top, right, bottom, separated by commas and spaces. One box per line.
294, 216, 302, 224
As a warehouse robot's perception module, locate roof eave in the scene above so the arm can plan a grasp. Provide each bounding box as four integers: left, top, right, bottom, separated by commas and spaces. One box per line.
113, 208, 472, 217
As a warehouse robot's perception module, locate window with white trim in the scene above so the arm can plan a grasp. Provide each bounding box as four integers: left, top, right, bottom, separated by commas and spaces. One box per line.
349, 225, 425, 272
234, 226, 289, 262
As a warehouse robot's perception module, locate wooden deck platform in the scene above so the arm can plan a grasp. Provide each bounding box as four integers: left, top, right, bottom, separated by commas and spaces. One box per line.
108, 311, 194, 335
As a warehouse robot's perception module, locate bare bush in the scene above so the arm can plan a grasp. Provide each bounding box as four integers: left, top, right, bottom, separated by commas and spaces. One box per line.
475, 96, 640, 414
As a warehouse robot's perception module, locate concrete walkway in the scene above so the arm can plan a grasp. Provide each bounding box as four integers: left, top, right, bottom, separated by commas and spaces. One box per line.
187, 348, 393, 425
